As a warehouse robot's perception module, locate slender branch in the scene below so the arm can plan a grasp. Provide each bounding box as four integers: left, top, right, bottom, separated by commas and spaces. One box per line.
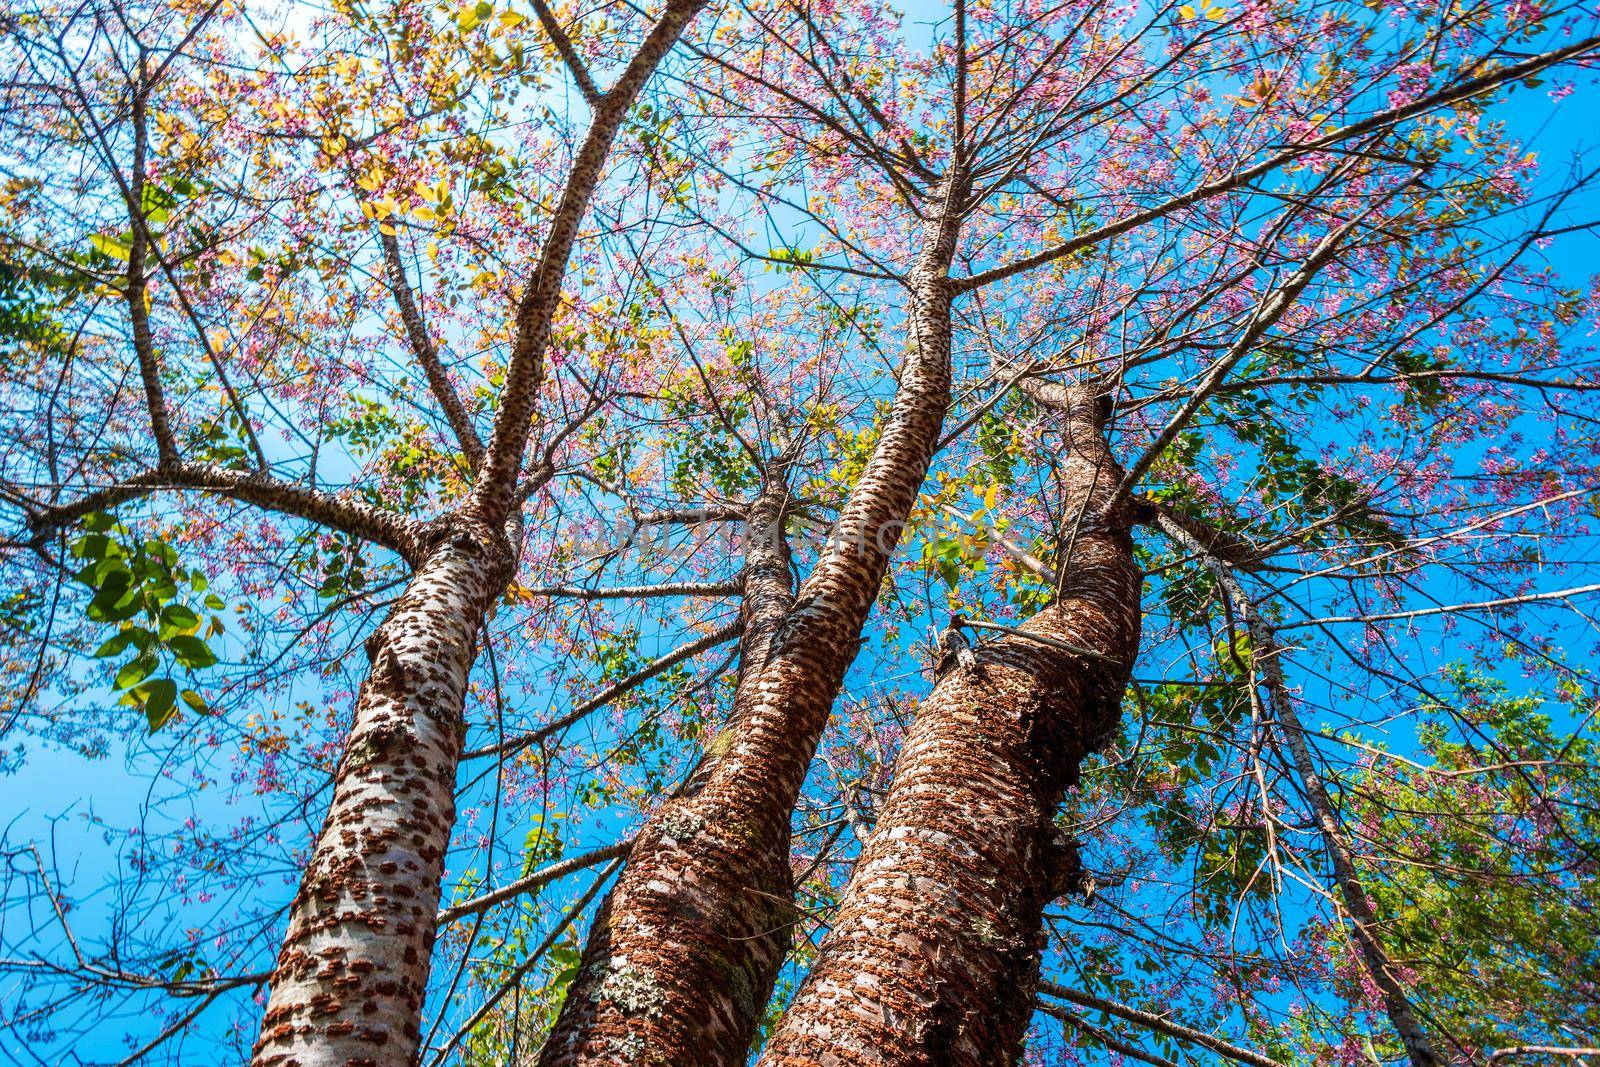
1038, 980, 1285, 1067
124, 70, 177, 465
517, 578, 742, 600
1155, 510, 1445, 1067
530, 0, 603, 106
427, 859, 622, 1067
437, 840, 633, 924
114, 987, 226, 1066
379, 229, 485, 471
1113, 190, 1409, 507
1035, 999, 1181, 1067
632, 506, 746, 527
1279, 583, 1600, 629
463, 618, 742, 760
1488, 1048, 1600, 1065
471, 0, 707, 521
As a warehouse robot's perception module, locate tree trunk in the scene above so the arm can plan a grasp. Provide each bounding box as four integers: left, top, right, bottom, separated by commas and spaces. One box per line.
1155, 513, 1443, 1067
757, 385, 1141, 1067
251, 6, 707, 1058
252, 519, 513, 1067
538, 181, 967, 1067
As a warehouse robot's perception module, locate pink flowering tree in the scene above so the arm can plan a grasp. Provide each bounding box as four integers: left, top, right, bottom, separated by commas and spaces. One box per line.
2, 0, 1599, 1064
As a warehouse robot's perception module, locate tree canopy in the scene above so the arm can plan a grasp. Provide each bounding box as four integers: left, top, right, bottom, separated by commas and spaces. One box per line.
2, 0, 1598, 1064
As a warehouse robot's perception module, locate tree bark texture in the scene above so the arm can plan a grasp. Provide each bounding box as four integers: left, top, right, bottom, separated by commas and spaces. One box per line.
252, 520, 513, 1066
251, 5, 706, 1059
538, 184, 968, 1067
757, 385, 1141, 1067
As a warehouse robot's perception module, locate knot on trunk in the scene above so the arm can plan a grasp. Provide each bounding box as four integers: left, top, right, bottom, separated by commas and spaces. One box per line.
1045, 828, 1093, 903
416, 514, 517, 582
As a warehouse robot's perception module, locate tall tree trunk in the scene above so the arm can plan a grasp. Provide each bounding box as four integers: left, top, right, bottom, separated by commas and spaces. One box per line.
250, 6, 706, 1061
1155, 514, 1444, 1067
757, 384, 1141, 1067
252, 519, 514, 1066
538, 178, 968, 1067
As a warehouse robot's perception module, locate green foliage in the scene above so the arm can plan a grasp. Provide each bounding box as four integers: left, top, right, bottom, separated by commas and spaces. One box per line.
186, 404, 256, 469
974, 410, 1018, 487
1338, 669, 1600, 1050
521, 812, 565, 870
70, 512, 225, 731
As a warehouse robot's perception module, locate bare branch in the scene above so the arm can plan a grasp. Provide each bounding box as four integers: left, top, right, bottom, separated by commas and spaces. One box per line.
471, 0, 708, 521
1280, 583, 1600, 630
1488, 1048, 1600, 1065
1113, 190, 1411, 507
1038, 980, 1285, 1067
437, 840, 633, 924
1155, 510, 1446, 1067
463, 618, 743, 760
530, 0, 604, 107
517, 578, 742, 600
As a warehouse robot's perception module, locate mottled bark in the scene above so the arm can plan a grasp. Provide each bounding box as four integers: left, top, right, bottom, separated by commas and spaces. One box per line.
539, 182, 968, 1067
248, 5, 706, 1060
252, 519, 513, 1066
1155, 512, 1443, 1067
757, 385, 1141, 1067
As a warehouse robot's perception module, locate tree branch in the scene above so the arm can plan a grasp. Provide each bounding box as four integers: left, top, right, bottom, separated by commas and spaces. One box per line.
471, 0, 708, 521
379, 229, 485, 471
25, 462, 424, 561
1112, 190, 1409, 507
437, 840, 633, 924
463, 618, 742, 760
951, 36, 1600, 293
1038, 980, 1285, 1067
517, 578, 743, 600
1154, 510, 1446, 1067
530, 0, 603, 106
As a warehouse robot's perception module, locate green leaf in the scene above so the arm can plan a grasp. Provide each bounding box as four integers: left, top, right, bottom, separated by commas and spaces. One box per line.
87, 575, 142, 623
88, 233, 132, 261
179, 688, 209, 715
143, 678, 178, 731
93, 630, 140, 658
115, 653, 157, 690
73, 533, 110, 562
169, 634, 218, 669
160, 603, 201, 633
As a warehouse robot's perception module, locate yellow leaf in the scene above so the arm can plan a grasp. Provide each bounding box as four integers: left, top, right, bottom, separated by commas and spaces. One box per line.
1206, 4, 1227, 20
1178, 3, 1196, 17
983, 483, 1000, 511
